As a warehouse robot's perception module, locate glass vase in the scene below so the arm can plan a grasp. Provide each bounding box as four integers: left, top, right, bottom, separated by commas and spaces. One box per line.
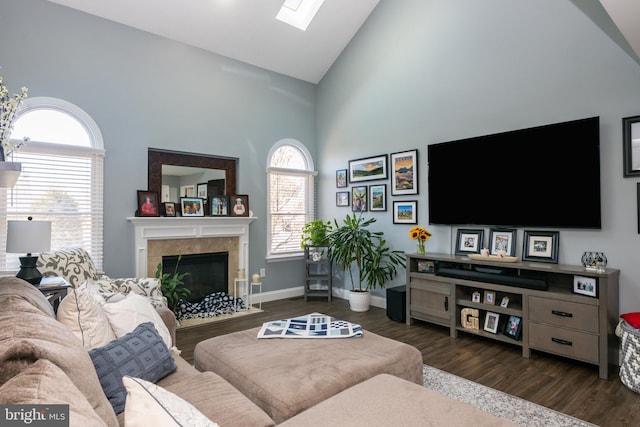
417, 241, 425, 255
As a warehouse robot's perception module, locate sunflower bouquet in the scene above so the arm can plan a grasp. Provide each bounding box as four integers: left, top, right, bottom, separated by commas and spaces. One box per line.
409, 226, 432, 255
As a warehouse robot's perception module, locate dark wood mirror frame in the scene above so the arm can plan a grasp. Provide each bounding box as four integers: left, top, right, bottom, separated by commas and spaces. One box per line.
147, 148, 238, 196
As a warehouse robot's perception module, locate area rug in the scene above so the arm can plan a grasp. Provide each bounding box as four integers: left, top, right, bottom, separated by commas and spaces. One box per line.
423, 365, 597, 427
257, 312, 363, 339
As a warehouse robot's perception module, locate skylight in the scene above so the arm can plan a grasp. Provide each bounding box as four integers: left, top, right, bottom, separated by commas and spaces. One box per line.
276, 0, 324, 31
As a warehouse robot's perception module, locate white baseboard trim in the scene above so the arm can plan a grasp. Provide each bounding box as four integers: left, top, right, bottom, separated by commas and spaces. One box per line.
249, 287, 387, 310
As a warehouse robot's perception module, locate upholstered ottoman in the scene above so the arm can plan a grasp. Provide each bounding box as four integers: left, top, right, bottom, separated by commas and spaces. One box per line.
194, 327, 423, 423
279, 373, 518, 427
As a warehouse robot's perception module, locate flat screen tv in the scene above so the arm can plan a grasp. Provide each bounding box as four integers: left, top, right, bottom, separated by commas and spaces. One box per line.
427, 116, 601, 229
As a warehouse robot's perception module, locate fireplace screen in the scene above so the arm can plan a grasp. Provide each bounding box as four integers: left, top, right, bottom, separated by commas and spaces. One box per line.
162, 252, 228, 303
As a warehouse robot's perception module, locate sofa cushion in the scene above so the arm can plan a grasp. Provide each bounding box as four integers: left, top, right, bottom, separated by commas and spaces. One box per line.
0, 359, 109, 427
123, 376, 219, 427
103, 293, 172, 348
0, 294, 118, 427
56, 282, 117, 349
89, 322, 177, 414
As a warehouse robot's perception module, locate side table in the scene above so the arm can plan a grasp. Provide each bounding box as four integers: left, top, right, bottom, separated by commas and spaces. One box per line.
250, 281, 262, 310
37, 283, 71, 313
233, 278, 248, 312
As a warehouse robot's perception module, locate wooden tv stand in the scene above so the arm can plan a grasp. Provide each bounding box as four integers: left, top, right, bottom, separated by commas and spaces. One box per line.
406, 253, 619, 379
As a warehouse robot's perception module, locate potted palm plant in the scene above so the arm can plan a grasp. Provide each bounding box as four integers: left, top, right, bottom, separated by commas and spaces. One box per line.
327, 212, 405, 311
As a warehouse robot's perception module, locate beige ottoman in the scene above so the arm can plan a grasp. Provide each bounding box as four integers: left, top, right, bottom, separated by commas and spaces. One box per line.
194, 327, 423, 423
279, 373, 518, 427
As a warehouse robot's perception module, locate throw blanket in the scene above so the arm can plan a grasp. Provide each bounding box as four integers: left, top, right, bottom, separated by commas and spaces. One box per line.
175, 292, 244, 321
257, 313, 363, 339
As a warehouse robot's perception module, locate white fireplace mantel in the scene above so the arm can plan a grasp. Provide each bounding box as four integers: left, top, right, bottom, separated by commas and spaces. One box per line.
127, 216, 257, 277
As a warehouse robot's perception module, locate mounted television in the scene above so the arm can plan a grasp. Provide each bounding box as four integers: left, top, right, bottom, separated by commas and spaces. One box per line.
427, 116, 601, 229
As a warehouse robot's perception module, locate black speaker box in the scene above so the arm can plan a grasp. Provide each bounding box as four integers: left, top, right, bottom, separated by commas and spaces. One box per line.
386, 285, 406, 323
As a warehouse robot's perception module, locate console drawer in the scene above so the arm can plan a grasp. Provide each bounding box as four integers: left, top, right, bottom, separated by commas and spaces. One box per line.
528, 296, 598, 333
529, 323, 599, 364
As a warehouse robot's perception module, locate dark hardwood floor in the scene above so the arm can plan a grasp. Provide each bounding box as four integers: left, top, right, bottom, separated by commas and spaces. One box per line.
176, 296, 640, 427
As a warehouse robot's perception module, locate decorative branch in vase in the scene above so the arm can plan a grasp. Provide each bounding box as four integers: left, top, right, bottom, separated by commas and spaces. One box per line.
0, 66, 29, 162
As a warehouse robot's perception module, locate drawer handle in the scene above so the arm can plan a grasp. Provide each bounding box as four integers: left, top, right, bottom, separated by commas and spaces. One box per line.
444, 296, 448, 311
552, 337, 573, 346
551, 310, 573, 318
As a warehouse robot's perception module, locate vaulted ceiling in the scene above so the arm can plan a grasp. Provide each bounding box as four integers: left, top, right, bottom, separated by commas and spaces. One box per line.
47, 0, 639, 84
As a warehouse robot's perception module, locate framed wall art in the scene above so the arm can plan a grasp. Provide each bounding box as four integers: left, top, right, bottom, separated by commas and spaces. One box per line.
352, 186, 368, 212
369, 184, 387, 211
393, 200, 417, 224
573, 275, 597, 297
484, 312, 500, 334
180, 197, 204, 216
455, 228, 484, 255
623, 115, 640, 177
348, 154, 388, 183
137, 190, 159, 217
336, 169, 347, 188
230, 195, 250, 217
390, 149, 418, 195
210, 195, 229, 216
336, 191, 350, 207
489, 228, 516, 256
522, 230, 559, 263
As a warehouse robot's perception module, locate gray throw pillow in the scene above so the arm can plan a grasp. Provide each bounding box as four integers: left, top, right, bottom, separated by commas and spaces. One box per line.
89, 321, 177, 414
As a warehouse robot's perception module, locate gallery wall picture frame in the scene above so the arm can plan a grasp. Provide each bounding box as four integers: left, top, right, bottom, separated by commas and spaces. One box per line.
352, 186, 368, 212
210, 195, 229, 216
369, 184, 387, 211
230, 195, 250, 217
336, 191, 350, 207
455, 228, 484, 255
162, 202, 176, 217
484, 312, 500, 334
573, 275, 598, 297
489, 228, 517, 256
348, 154, 388, 183
197, 182, 208, 199
390, 149, 418, 195
336, 169, 348, 188
522, 230, 559, 263
180, 197, 204, 217
623, 115, 640, 177
393, 200, 417, 224
504, 315, 522, 340
137, 190, 160, 217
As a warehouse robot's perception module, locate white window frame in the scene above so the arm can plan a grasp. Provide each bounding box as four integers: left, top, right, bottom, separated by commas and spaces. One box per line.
0, 97, 105, 272
266, 139, 316, 261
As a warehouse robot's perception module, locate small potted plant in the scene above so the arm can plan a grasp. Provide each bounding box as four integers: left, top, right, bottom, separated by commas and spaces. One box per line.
301, 219, 332, 248
155, 254, 191, 313
327, 212, 405, 311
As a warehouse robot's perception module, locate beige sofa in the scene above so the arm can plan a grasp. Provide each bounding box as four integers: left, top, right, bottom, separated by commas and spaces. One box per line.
0, 276, 517, 426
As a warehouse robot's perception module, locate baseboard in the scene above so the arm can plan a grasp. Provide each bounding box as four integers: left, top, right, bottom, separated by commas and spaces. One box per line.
248, 286, 387, 310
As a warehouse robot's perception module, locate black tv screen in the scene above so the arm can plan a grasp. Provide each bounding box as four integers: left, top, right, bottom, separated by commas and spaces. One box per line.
427, 116, 601, 229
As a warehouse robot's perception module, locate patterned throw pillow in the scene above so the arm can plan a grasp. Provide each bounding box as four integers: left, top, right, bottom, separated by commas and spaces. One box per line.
89, 322, 177, 414
123, 376, 219, 427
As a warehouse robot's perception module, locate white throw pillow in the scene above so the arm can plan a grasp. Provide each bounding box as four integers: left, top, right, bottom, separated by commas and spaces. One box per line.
56, 282, 117, 349
123, 376, 219, 427
102, 293, 172, 348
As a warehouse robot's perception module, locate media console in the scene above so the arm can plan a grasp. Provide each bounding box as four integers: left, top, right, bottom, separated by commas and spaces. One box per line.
406, 252, 620, 379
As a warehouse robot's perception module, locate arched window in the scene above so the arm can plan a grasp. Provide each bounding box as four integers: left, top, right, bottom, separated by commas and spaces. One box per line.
1, 97, 105, 271
267, 139, 316, 259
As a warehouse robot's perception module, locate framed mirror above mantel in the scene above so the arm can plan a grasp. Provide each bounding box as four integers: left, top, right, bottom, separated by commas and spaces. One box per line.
147, 148, 238, 202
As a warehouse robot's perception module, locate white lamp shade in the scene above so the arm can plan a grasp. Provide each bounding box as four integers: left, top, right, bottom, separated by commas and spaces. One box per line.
0, 162, 22, 187
6, 220, 52, 254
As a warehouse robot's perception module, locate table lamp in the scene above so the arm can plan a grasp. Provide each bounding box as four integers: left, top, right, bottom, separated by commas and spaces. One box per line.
6, 217, 51, 285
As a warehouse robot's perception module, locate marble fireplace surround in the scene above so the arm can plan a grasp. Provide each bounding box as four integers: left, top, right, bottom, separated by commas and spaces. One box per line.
127, 217, 256, 296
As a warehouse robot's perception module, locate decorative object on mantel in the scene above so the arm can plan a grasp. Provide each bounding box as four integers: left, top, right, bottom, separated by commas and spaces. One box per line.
0, 66, 29, 187
409, 225, 431, 255
581, 251, 607, 272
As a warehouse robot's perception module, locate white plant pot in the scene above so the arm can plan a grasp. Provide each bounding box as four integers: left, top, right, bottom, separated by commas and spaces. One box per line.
349, 290, 371, 312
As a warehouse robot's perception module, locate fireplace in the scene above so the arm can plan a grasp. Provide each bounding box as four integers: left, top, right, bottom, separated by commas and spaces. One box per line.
163, 252, 228, 303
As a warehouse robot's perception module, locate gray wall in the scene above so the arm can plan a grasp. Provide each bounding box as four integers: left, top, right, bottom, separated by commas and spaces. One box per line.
317, 0, 640, 313
0, 0, 313, 292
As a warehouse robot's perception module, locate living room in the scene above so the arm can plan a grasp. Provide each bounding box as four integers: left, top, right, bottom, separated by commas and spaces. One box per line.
2, 0, 640, 425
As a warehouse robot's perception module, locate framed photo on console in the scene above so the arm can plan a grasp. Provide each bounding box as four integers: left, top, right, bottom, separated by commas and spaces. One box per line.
504, 315, 522, 340
573, 275, 597, 298
522, 230, 559, 263
455, 228, 484, 255
489, 228, 516, 256
484, 312, 500, 334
